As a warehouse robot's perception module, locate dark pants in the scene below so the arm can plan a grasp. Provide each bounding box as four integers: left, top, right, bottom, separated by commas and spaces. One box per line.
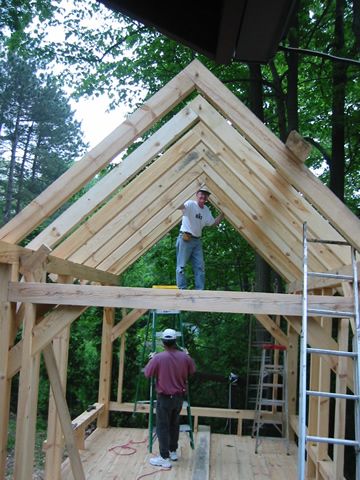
156, 394, 183, 458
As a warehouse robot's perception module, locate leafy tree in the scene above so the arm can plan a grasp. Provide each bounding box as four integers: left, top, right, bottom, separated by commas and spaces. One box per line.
0, 54, 87, 224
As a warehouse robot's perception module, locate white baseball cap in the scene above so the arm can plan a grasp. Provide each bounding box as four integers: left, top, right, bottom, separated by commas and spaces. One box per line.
197, 184, 211, 195
161, 328, 177, 340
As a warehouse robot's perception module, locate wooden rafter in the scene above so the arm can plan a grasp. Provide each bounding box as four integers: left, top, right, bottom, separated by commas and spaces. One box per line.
70, 145, 204, 266
0, 70, 195, 244
28, 106, 198, 251
184, 60, 360, 251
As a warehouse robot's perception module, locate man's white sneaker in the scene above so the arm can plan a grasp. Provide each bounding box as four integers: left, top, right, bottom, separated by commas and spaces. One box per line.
149, 456, 172, 468
169, 451, 178, 461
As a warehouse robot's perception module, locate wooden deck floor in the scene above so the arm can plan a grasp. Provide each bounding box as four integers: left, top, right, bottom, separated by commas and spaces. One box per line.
61, 427, 298, 479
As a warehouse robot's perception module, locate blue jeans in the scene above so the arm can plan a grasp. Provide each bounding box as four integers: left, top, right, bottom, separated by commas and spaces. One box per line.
176, 234, 205, 290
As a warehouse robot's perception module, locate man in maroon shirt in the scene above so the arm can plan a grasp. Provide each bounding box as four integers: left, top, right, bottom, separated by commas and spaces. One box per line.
144, 328, 196, 468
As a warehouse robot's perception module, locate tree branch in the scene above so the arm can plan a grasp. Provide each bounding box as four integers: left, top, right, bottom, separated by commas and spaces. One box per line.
278, 45, 360, 67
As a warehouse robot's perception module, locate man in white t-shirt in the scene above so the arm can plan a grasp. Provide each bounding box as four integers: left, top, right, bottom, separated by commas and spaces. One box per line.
176, 185, 224, 290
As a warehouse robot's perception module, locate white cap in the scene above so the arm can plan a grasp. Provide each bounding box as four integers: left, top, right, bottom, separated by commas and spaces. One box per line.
197, 184, 211, 195
161, 328, 177, 340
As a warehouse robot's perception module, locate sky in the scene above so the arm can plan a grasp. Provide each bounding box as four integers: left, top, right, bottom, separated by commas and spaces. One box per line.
44, 0, 133, 150
70, 95, 128, 149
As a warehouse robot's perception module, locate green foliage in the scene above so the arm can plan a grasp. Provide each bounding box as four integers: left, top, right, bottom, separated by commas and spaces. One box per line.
0, 54, 87, 225
66, 307, 102, 415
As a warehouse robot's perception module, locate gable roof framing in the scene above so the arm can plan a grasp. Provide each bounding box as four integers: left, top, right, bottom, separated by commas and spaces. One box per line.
0, 59, 359, 286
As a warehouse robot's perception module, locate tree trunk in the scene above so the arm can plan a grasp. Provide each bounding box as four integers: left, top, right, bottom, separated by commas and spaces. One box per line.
353, 0, 360, 51
3, 109, 21, 224
269, 61, 287, 142
286, 6, 299, 133
330, 0, 347, 201
31, 135, 41, 182
16, 122, 34, 213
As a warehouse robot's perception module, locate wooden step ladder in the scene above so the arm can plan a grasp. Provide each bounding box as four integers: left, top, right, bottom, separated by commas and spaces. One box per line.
252, 343, 289, 454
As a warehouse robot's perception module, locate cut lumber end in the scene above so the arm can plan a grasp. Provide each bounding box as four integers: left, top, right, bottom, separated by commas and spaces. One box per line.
285, 130, 312, 163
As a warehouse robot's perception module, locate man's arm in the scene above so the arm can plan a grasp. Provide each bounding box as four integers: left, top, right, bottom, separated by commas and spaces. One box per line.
144, 357, 157, 378
213, 212, 224, 226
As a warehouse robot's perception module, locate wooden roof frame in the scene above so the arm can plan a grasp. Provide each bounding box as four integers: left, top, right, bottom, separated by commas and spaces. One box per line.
1, 59, 359, 480
0, 60, 358, 285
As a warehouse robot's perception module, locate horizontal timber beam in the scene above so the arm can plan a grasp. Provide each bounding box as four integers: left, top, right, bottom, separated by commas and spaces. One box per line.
110, 402, 255, 421
8, 283, 353, 317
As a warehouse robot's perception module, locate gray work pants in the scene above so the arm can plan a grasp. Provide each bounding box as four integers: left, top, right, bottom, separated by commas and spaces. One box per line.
156, 394, 183, 458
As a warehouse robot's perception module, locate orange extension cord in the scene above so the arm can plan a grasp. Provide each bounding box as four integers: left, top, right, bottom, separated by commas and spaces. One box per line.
108, 438, 171, 479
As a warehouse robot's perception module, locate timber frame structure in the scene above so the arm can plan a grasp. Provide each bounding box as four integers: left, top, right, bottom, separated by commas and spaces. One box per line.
0, 59, 359, 479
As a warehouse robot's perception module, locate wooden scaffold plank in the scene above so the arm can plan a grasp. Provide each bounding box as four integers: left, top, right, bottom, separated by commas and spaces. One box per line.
191, 425, 210, 480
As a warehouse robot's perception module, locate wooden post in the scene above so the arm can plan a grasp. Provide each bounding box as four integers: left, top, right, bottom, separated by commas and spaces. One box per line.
42, 344, 85, 480
13, 301, 40, 480
14, 247, 49, 480
333, 315, 349, 478
317, 304, 331, 464
97, 307, 115, 428
307, 337, 320, 478
117, 334, 126, 404
44, 275, 72, 480
286, 324, 298, 440
0, 263, 16, 478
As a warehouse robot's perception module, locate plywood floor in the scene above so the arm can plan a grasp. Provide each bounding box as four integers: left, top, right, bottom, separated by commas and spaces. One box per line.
61, 428, 297, 480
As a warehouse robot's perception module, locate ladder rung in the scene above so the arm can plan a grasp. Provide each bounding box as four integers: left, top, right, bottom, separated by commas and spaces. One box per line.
307, 239, 350, 246
179, 424, 191, 432
306, 390, 359, 400
308, 271, 353, 281
307, 347, 357, 357
260, 399, 285, 406
263, 365, 285, 371
255, 419, 284, 425
153, 309, 181, 314
308, 308, 354, 318
262, 383, 284, 388
306, 435, 359, 447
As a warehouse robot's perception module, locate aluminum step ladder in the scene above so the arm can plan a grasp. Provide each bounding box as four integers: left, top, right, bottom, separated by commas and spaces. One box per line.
298, 222, 360, 479
134, 307, 195, 453
252, 343, 289, 454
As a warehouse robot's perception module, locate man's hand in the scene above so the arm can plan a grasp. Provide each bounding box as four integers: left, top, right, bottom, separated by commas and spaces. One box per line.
148, 351, 157, 359
214, 212, 224, 226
